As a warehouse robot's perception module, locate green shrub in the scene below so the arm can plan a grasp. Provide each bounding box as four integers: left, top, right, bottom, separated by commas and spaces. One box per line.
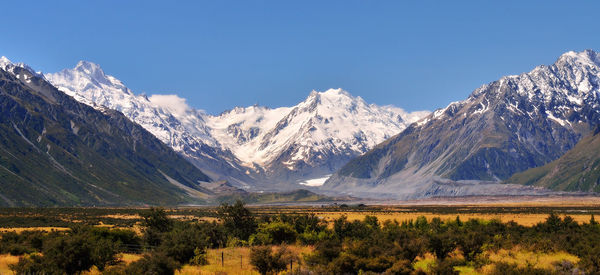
92, 238, 119, 271
124, 252, 181, 275
298, 230, 319, 245
9, 253, 46, 274
141, 208, 173, 248
250, 246, 294, 275
159, 222, 209, 264
189, 247, 208, 266
490, 262, 553, 275
250, 221, 297, 245
217, 200, 257, 241
383, 259, 413, 275
42, 235, 94, 275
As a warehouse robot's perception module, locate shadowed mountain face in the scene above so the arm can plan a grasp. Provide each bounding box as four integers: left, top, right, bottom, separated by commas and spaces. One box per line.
325, 50, 600, 198
0, 64, 212, 206
507, 127, 600, 192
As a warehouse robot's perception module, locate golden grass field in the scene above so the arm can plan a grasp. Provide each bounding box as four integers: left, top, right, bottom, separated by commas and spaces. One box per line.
0, 227, 70, 233
312, 211, 595, 226
0, 254, 18, 274
101, 214, 218, 223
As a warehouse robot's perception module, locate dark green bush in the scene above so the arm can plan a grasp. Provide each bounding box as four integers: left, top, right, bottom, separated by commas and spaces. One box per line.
159, 222, 209, 264
250, 246, 294, 275
217, 200, 257, 241
251, 221, 297, 245
124, 252, 181, 275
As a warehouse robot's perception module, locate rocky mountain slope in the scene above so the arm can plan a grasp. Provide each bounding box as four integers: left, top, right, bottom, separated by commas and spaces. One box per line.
507, 127, 600, 192
325, 50, 600, 198
0, 58, 212, 206
45, 63, 428, 188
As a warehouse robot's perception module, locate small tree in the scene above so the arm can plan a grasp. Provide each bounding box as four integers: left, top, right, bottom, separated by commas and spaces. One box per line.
141, 208, 173, 247
9, 253, 45, 274
92, 238, 119, 271
250, 246, 293, 275
42, 234, 94, 275
189, 247, 208, 266
543, 213, 562, 232
428, 233, 455, 260
251, 221, 297, 245
217, 200, 257, 241
159, 223, 209, 264
141, 208, 173, 233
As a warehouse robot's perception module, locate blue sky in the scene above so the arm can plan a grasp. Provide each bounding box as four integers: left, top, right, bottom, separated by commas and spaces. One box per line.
2, 1, 599, 114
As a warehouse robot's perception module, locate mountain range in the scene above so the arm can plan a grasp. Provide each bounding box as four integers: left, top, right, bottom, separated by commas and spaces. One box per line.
44, 63, 429, 189
0, 58, 212, 206
1, 49, 599, 205
325, 50, 600, 198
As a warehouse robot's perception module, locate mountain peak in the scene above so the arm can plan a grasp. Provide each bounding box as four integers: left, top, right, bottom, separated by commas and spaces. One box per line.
0, 56, 45, 79
46, 60, 134, 104
74, 60, 105, 77
305, 88, 355, 103
321, 88, 349, 96
556, 49, 600, 68
0, 56, 12, 66
0, 56, 13, 72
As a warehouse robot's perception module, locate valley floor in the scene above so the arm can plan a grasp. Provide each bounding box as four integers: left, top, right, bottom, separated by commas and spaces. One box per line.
1, 199, 599, 274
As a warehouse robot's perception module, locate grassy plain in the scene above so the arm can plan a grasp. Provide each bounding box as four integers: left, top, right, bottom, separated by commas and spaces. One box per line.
312, 211, 594, 226
1, 198, 599, 274
0, 227, 70, 233
0, 195, 599, 228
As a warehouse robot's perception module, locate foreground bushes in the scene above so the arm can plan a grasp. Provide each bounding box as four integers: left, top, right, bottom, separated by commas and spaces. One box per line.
10, 227, 122, 274
103, 252, 181, 275
2, 202, 600, 274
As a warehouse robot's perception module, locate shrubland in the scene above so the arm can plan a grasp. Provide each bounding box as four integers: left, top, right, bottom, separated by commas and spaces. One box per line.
0, 202, 599, 274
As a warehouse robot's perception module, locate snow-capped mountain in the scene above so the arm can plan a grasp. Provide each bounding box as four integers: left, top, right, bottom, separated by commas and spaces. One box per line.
0, 57, 213, 206
44, 61, 429, 188
45, 61, 253, 186
207, 89, 428, 185
326, 49, 600, 198
0, 56, 45, 80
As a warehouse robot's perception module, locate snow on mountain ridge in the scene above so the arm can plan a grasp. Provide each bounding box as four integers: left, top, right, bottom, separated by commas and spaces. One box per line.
42, 59, 429, 185
323, 50, 600, 199
206, 88, 427, 170
461, 49, 600, 126
0, 56, 45, 80
0, 56, 12, 69
45, 61, 219, 150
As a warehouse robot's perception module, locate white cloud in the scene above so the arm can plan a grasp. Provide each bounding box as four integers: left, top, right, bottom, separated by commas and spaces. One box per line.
148, 94, 191, 116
